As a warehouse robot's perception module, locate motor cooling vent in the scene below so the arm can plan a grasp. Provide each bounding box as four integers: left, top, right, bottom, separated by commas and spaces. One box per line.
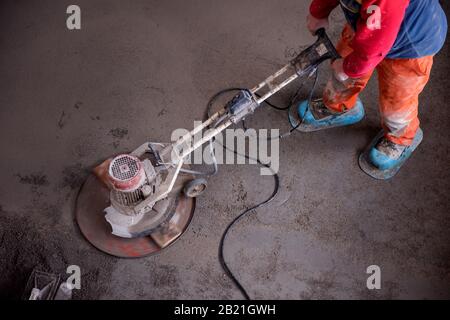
108, 154, 145, 191
110, 155, 140, 181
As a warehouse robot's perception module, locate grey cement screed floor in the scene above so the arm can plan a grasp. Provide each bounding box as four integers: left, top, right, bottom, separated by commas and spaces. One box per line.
0, 0, 449, 300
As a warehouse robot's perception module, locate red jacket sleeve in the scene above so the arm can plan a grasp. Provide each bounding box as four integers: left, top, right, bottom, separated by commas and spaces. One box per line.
309, 0, 340, 19
343, 0, 410, 78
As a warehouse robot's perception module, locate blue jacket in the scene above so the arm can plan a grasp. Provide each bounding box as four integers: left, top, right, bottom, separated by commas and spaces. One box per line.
388, 0, 447, 58
341, 0, 448, 58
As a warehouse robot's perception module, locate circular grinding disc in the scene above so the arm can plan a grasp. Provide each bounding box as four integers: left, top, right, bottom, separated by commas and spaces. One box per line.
75, 174, 195, 258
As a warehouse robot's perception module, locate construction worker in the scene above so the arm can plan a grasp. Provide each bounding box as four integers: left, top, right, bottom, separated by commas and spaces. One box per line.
297, 0, 447, 179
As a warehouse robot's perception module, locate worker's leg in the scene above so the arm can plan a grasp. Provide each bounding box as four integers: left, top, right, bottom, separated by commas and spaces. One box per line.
323, 24, 373, 112
377, 56, 433, 145
294, 25, 370, 132
366, 56, 433, 171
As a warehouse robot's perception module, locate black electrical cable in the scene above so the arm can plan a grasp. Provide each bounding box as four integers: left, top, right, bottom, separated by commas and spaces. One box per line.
286, 68, 319, 134
206, 69, 318, 141
205, 69, 319, 300
218, 160, 279, 300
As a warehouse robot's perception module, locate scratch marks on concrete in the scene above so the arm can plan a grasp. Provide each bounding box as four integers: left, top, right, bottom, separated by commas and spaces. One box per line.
16, 172, 49, 187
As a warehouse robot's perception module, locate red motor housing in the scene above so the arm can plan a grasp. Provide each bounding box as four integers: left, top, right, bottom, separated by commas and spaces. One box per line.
108, 154, 145, 192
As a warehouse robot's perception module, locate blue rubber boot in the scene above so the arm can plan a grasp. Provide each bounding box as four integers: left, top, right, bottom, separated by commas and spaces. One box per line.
359, 128, 423, 180
289, 98, 365, 132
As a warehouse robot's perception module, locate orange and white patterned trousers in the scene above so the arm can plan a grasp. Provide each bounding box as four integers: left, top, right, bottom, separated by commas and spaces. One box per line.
323, 25, 433, 146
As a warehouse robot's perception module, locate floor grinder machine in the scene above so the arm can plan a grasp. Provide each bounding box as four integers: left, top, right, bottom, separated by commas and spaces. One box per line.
75, 29, 339, 258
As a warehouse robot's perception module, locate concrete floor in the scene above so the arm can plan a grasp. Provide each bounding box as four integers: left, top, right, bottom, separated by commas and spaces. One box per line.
0, 0, 449, 299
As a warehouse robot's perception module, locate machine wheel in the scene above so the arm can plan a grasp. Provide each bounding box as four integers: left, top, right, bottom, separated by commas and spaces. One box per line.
184, 178, 207, 198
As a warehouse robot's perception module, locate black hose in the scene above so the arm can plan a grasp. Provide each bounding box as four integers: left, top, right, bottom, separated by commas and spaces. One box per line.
205, 69, 319, 300
206, 91, 279, 300
217, 161, 279, 300
286, 68, 319, 134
